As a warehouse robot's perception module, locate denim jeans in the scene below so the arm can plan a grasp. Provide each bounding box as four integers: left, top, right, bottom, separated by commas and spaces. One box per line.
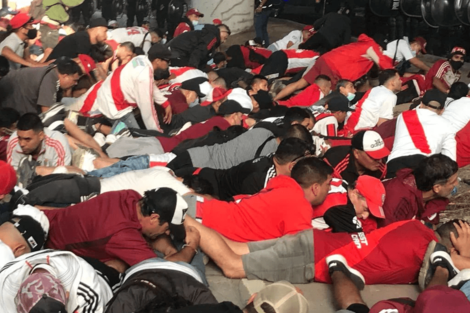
87, 155, 150, 178
461, 280, 470, 300
254, 9, 271, 47
117, 112, 140, 129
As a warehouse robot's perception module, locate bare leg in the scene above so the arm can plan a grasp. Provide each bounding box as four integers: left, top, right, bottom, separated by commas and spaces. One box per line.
427, 266, 449, 288
36, 166, 85, 176
331, 271, 366, 309
184, 216, 246, 278
93, 157, 120, 169
221, 236, 250, 255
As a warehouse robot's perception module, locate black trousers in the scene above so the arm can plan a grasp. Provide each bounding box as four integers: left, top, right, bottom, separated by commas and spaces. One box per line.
299, 32, 332, 54
126, 0, 145, 27
156, 0, 171, 28
259, 50, 288, 79
386, 154, 427, 179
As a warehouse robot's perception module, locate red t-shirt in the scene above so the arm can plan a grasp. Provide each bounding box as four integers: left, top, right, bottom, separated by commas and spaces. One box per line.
45, 190, 157, 266
314, 220, 437, 284
201, 175, 313, 242
174, 22, 191, 37
424, 59, 460, 91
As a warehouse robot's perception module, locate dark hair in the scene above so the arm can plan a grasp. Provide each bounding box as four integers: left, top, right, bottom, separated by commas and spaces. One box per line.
315, 74, 331, 83
56, 57, 83, 76
17, 113, 44, 133
0, 108, 20, 128
336, 79, 353, 91
120, 41, 136, 54
378, 69, 399, 86
413, 154, 458, 191
150, 28, 165, 38
218, 24, 231, 35
448, 82, 469, 100
275, 137, 313, 165
291, 157, 333, 188
0, 55, 9, 77
140, 188, 177, 224
250, 75, 268, 87
436, 219, 465, 250
283, 107, 310, 126
283, 124, 314, 147
244, 301, 276, 313
183, 175, 214, 195
213, 52, 226, 64
134, 47, 145, 56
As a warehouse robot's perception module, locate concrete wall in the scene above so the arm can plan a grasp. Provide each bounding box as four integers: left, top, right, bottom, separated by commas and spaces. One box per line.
187, 0, 254, 34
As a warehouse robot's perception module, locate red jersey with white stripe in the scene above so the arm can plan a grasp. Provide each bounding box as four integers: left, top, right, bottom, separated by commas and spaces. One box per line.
107, 27, 151, 53
7, 128, 71, 169
388, 108, 456, 162
313, 112, 338, 137
424, 59, 461, 91
282, 49, 319, 74
71, 56, 168, 132
277, 83, 324, 107
168, 66, 208, 85
314, 220, 437, 284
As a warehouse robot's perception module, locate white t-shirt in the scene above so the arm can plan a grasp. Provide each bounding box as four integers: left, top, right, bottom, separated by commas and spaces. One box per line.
272, 30, 303, 50
107, 27, 151, 53
100, 166, 190, 196
384, 39, 415, 63
442, 97, 470, 134
351, 85, 397, 131
388, 107, 456, 162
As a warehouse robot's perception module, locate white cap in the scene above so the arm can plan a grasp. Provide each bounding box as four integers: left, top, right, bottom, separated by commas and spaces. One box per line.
226, 88, 253, 112
13, 205, 50, 237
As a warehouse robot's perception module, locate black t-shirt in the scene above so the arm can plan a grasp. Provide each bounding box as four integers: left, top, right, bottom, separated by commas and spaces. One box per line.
323, 200, 363, 233
47, 31, 92, 61
198, 155, 276, 201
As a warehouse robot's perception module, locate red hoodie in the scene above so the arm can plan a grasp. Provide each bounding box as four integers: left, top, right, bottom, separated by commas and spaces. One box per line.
379, 168, 449, 228
199, 175, 313, 242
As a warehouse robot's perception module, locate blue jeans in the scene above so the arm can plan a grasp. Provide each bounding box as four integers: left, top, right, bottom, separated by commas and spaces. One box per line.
87, 155, 150, 178
254, 9, 271, 47
117, 112, 140, 129
461, 280, 470, 300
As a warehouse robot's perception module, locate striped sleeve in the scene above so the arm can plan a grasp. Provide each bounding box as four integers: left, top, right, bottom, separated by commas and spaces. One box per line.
6, 135, 20, 169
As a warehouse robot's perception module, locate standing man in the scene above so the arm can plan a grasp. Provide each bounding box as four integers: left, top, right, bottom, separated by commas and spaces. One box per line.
173, 8, 203, 38
425, 47, 465, 93
254, 0, 273, 47
47, 18, 108, 61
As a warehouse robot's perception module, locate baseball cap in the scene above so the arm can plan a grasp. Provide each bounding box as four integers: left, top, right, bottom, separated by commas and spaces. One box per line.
351, 130, 390, 160
9, 215, 46, 251
15, 272, 67, 313
226, 88, 254, 113
302, 25, 315, 34
108, 19, 118, 27
253, 90, 274, 110
78, 54, 96, 75
451, 46, 466, 56
413, 37, 427, 54
327, 96, 354, 112
422, 89, 446, 110
186, 8, 204, 17
142, 188, 188, 241
200, 87, 227, 106
88, 17, 108, 28
148, 43, 173, 61
355, 175, 386, 219
252, 281, 308, 313
181, 77, 211, 97
9, 13, 33, 29
213, 18, 222, 25
413, 285, 470, 313
218, 99, 252, 115
0, 160, 16, 195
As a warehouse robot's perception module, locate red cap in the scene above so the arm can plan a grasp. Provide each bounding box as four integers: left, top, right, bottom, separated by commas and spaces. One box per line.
9, 13, 32, 29
78, 54, 96, 75
355, 175, 386, 219
105, 39, 119, 51
200, 87, 227, 106
451, 46, 466, 56
186, 8, 204, 17
0, 160, 17, 195
213, 18, 222, 25
413, 36, 427, 54
352, 130, 390, 160
303, 25, 315, 34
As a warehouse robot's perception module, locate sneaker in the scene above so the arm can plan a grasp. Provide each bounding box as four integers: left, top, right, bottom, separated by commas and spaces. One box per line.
448, 269, 470, 289
111, 121, 129, 136
418, 240, 436, 291
326, 254, 365, 290
431, 250, 459, 281
17, 156, 38, 188
72, 145, 100, 171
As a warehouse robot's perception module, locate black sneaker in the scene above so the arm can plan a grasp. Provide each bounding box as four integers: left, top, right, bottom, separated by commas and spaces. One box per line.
419, 242, 459, 290
326, 254, 365, 290
431, 250, 459, 281
448, 269, 470, 289
17, 156, 38, 188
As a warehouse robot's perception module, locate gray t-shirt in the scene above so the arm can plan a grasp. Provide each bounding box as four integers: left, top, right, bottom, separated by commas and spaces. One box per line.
0, 66, 59, 115
0, 32, 25, 70
188, 128, 278, 169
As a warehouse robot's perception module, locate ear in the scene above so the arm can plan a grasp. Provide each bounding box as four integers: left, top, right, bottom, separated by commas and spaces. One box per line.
352, 149, 360, 159
311, 183, 320, 196
38, 130, 45, 141
13, 243, 28, 257
324, 104, 329, 110
150, 213, 161, 224
287, 161, 296, 172
432, 184, 441, 195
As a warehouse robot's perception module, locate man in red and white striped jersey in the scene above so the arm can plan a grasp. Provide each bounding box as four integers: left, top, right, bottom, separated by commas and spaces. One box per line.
424, 47, 465, 93
387, 89, 456, 178
313, 96, 353, 137
7, 113, 71, 170
68, 44, 173, 132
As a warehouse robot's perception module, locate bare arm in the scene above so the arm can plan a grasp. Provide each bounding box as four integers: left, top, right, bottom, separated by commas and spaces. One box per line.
274, 78, 309, 101
1, 46, 37, 67
64, 118, 106, 157
432, 77, 449, 93
409, 57, 430, 72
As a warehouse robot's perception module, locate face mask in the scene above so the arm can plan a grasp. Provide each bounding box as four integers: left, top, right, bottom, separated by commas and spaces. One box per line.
192, 20, 199, 26
450, 60, 464, 71
154, 68, 170, 80
347, 92, 355, 101
27, 28, 38, 40
411, 50, 417, 57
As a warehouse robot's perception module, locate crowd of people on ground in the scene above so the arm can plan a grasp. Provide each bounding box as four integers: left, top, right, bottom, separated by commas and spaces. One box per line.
1, 2, 470, 313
